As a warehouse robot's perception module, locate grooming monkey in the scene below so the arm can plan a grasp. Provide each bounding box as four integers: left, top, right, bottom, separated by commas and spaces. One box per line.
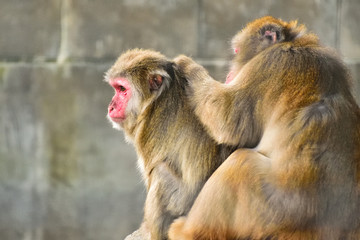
105, 49, 233, 240
169, 16, 360, 239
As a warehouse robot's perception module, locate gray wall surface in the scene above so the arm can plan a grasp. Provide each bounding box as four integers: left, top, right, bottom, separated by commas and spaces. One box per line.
0, 0, 359, 240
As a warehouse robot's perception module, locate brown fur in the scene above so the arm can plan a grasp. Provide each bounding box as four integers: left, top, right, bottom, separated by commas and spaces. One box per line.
169, 16, 360, 239
105, 49, 234, 240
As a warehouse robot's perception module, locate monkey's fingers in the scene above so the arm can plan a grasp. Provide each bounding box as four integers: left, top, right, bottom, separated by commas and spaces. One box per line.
174, 55, 209, 85
173, 55, 200, 77
173, 55, 194, 67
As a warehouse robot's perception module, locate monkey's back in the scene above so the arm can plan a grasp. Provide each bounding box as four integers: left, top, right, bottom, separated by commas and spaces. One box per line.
254, 41, 360, 232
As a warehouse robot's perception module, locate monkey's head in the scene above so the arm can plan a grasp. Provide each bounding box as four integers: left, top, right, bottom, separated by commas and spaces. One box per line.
226, 16, 313, 84
105, 49, 176, 131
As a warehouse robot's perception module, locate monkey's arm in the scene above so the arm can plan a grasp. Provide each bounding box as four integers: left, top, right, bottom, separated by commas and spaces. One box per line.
144, 162, 201, 239
174, 55, 260, 147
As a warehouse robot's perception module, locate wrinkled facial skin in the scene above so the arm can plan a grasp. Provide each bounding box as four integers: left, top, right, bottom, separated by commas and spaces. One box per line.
107, 77, 132, 123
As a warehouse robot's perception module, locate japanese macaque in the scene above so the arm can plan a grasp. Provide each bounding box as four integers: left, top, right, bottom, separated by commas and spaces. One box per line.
169, 16, 360, 239
105, 49, 233, 240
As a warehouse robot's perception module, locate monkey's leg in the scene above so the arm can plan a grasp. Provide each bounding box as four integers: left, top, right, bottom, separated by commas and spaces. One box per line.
169, 149, 272, 240
124, 223, 151, 240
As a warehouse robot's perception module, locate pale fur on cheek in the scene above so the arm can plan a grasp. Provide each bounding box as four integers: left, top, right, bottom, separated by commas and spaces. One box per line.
126, 82, 141, 115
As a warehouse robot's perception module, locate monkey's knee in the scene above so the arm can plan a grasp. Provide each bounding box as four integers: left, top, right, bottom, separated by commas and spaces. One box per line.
168, 217, 193, 240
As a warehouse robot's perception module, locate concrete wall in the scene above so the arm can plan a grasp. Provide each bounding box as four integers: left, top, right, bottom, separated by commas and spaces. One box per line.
0, 1, 359, 240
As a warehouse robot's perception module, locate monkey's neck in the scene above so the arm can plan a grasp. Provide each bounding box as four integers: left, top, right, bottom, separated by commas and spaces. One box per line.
136, 92, 186, 164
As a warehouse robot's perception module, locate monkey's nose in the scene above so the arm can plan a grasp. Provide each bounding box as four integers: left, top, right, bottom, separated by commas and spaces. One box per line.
108, 106, 115, 114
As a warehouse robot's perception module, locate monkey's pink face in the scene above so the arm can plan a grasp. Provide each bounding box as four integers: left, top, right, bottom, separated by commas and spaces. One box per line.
108, 78, 132, 123
225, 48, 238, 84
225, 71, 234, 84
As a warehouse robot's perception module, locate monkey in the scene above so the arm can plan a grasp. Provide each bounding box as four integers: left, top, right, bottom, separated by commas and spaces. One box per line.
169, 16, 360, 239
105, 49, 234, 240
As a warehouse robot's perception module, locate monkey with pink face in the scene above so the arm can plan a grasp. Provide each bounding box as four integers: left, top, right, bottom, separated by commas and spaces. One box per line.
105, 49, 234, 240
169, 16, 360, 239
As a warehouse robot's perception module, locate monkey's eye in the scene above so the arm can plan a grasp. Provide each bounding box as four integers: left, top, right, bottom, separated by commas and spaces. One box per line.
119, 85, 126, 92
115, 85, 126, 92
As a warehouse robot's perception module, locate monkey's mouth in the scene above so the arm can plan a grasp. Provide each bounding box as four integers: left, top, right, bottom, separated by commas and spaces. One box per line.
109, 115, 125, 123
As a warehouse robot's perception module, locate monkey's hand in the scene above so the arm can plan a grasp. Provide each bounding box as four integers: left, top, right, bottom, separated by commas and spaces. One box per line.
174, 55, 210, 85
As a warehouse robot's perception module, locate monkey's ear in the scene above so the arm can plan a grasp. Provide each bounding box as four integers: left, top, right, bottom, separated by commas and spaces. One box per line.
149, 74, 164, 91
264, 30, 279, 43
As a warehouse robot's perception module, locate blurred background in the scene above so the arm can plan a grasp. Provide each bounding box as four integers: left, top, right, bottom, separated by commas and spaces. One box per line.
0, 0, 359, 240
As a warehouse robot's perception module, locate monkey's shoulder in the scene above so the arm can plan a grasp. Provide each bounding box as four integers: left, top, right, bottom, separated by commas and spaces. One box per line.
261, 42, 345, 74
